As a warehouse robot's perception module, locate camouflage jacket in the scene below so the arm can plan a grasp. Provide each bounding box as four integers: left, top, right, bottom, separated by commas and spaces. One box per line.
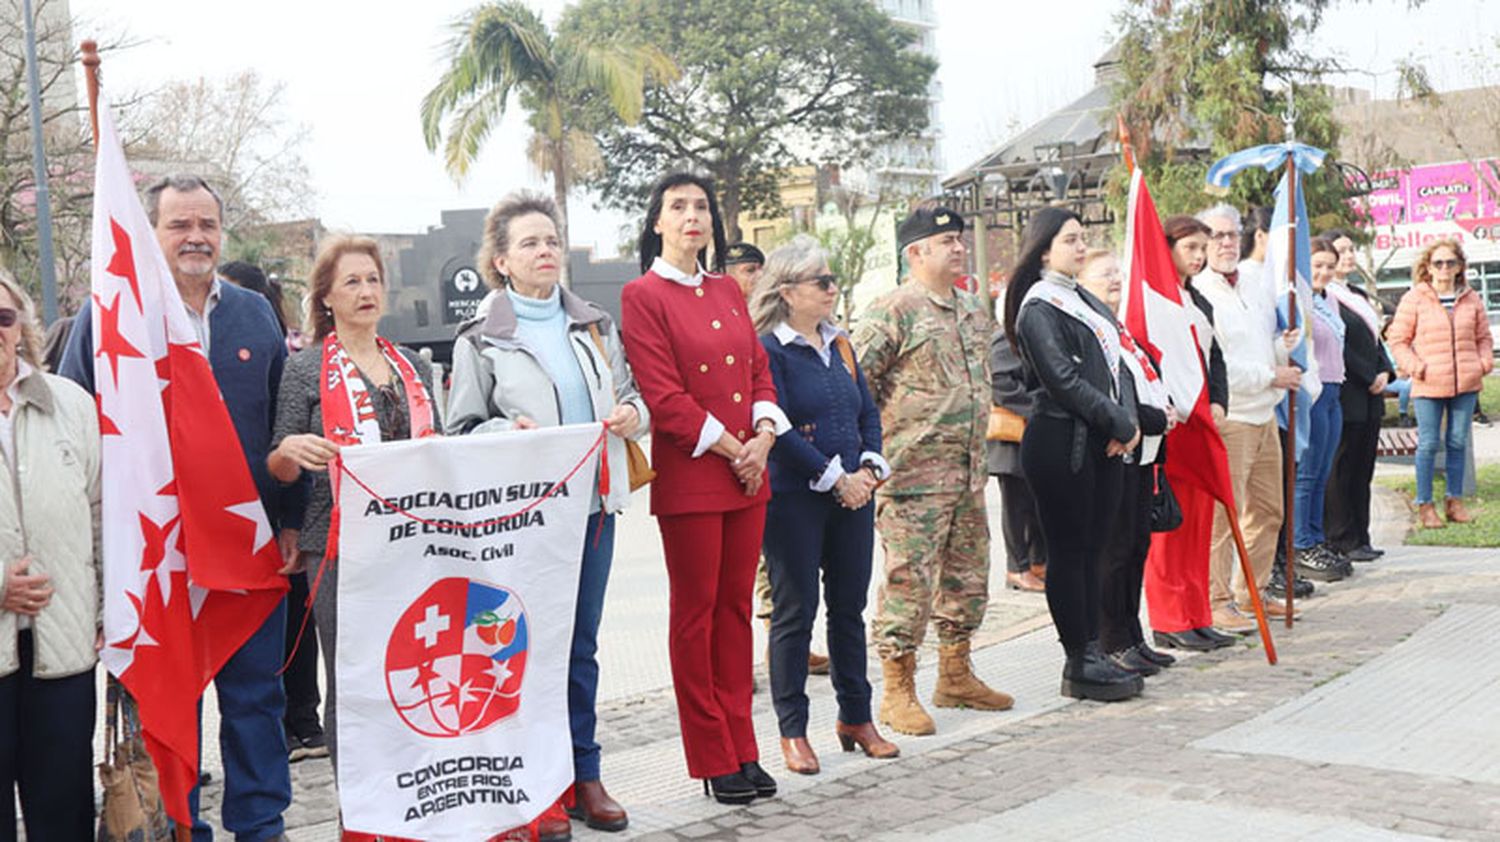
853, 281, 991, 495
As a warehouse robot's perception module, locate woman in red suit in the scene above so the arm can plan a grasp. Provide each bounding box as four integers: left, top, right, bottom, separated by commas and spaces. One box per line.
619, 172, 789, 805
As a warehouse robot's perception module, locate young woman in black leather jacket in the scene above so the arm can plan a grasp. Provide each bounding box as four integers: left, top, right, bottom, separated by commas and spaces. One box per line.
1003, 208, 1145, 702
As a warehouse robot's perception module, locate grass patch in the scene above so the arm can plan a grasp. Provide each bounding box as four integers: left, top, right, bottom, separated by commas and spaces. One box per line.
1378, 462, 1500, 547
1382, 373, 1500, 425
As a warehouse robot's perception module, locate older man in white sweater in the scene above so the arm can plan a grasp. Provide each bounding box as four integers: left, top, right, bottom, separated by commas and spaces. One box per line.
1192, 205, 1304, 628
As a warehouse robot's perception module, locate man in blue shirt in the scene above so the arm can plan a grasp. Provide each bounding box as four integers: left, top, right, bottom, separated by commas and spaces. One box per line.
60, 174, 299, 842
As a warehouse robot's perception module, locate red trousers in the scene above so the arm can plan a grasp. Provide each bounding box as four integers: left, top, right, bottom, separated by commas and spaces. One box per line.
1145, 478, 1214, 633
658, 504, 766, 778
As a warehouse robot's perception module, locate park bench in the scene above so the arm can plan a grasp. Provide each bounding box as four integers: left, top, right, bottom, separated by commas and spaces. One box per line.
1376, 427, 1420, 457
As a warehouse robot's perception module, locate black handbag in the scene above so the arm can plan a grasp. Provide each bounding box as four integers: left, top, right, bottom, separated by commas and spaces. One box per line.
1149, 466, 1183, 533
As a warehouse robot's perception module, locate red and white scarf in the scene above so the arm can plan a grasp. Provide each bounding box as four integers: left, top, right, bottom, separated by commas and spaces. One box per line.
320, 331, 435, 445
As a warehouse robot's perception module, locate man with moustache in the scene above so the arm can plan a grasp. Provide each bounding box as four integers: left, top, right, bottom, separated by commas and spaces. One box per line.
60, 174, 301, 841
1190, 204, 1304, 636
853, 205, 1011, 737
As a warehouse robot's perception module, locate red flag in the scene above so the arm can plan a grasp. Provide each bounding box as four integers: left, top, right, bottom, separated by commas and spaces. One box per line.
1118, 168, 1234, 504
90, 96, 287, 824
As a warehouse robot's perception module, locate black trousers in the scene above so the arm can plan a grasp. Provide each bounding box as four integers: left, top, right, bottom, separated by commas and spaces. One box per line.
764, 489, 875, 737
0, 631, 96, 842
282, 570, 323, 739
1099, 465, 1154, 653
1326, 416, 1381, 552
1022, 415, 1123, 653
996, 473, 1045, 574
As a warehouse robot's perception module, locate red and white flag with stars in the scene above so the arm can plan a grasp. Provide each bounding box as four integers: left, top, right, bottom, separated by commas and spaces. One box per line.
90, 97, 287, 825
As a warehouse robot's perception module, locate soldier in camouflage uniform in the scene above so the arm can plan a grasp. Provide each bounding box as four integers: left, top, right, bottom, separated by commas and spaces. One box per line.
853, 206, 1014, 736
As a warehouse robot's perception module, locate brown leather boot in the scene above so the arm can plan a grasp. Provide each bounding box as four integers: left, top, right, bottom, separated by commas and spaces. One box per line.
779, 737, 819, 774
932, 641, 1014, 711
1445, 497, 1474, 524
1418, 502, 1445, 529
808, 651, 831, 675
566, 781, 628, 832
836, 720, 899, 759
878, 653, 935, 736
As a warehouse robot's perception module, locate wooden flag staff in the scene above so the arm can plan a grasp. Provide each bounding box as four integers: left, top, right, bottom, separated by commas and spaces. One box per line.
1117, 115, 1277, 665
81, 36, 194, 842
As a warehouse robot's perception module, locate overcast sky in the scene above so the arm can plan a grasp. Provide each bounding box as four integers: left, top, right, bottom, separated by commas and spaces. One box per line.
70, 0, 1496, 255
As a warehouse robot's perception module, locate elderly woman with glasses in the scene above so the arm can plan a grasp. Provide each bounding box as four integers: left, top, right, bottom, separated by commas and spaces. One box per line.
0, 269, 101, 840
1387, 238, 1492, 528
748, 235, 897, 775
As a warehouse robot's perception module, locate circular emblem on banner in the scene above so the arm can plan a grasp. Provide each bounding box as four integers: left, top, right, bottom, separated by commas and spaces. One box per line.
453, 268, 481, 294
384, 577, 529, 737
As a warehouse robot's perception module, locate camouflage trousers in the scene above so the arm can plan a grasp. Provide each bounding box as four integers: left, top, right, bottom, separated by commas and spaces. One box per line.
872, 489, 991, 658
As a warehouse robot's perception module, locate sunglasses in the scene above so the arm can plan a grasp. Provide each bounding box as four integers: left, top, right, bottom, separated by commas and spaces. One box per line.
798, 274, 839, 291
1431, 259, 1462, 269
0, 308, 16, 329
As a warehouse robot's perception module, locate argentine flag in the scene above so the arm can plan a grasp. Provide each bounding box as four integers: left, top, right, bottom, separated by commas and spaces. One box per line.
1267, 170, 1323, 457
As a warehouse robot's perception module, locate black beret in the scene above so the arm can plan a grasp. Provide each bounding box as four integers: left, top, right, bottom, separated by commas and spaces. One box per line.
897, 206, 965, 250
723, 242, 766, 266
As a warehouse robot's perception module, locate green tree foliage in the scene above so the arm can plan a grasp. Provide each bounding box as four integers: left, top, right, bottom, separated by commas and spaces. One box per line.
557, 0, 936, 241
1111, 0, 1357, 231
420, 1, 677, 262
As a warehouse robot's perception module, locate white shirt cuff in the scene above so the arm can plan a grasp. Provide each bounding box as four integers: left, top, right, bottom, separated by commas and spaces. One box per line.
693, 413, 726, 458
752, 401, 792, 436
859, 452, 892, 481
810, 457, 845, 493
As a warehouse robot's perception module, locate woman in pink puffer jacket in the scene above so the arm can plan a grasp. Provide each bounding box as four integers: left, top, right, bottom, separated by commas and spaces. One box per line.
1386, 238, 1493, 528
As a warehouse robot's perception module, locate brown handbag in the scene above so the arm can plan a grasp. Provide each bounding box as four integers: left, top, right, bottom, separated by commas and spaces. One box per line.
97, 676, 176, 842
587, 324, 656, 491
987, 405, 1026, 443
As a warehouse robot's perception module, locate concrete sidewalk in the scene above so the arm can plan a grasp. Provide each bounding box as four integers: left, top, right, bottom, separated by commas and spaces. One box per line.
201, 481, 1500, 841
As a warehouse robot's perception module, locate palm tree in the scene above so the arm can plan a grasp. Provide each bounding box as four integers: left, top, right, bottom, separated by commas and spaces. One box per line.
420, 1, 675, 276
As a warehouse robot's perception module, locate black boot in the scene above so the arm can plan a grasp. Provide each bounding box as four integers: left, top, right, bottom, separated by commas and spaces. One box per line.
1108, 646, 1162, 676
702, 771, 756, 805
739, 761, 777, 798
1135, 640, 1176, 667
1061, 642, 1144, 702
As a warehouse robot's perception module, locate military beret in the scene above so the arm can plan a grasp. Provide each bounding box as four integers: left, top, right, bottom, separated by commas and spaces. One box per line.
723, 242, 766, 266
897, 206, 965, 250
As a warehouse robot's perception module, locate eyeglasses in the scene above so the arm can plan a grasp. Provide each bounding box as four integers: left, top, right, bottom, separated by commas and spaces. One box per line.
1208, 231, 1240, 243
0, 308, 16, 328
1431, 259, 1462, 269
798, 274, 839, 291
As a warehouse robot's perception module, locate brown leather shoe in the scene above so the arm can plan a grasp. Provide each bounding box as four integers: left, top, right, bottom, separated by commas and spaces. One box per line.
779, 737, 820, 774
1006, 570, 1045, 592
1211, 604, 1256, 634
565, 780, 627, 832
1418, 502, 1445, 529
1445, 497, 1474, 524
1238, 598, 1297, 621
808, 651, 831, 675
836, 720, 899, 759
1030, 563, 1047, 582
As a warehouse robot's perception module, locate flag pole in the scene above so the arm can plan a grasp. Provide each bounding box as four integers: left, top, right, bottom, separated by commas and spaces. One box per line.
1281, 89, 1300, 631
81, 37, 193, 842
1118, 113, 1276, 664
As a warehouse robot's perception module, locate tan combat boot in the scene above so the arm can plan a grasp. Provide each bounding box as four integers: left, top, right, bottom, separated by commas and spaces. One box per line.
932, 641, 1015, 711
878, 653, 935, 736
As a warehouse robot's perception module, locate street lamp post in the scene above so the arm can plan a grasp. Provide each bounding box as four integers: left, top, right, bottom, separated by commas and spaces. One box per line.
22, 0, 61, 323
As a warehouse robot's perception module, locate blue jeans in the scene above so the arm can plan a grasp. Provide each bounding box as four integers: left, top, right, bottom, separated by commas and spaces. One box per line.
570, 512, 615, 783
1390, 378, 1412, 416
190, 598, 291, 842
1414, 392, 1479, 504
1294, 385, 1342, 549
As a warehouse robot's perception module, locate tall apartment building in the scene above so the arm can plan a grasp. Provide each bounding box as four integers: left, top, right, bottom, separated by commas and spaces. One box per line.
870, 0, 944, 198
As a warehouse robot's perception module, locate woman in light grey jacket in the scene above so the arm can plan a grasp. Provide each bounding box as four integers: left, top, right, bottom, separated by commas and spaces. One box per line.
0, 269, 101, 840
446, 192, 648, 834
